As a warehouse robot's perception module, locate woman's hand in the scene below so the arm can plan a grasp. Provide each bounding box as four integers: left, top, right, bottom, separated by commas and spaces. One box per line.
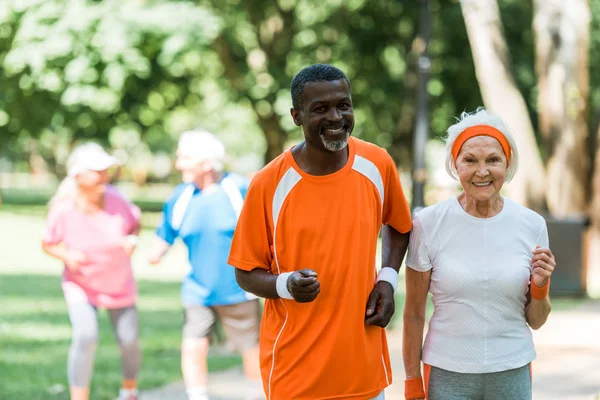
120, 235, 139, 257
531, 245, 555, 287
64, 249, 87, 272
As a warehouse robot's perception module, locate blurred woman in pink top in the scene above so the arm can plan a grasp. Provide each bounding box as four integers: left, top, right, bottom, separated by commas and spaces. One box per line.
42, 143, 142, 400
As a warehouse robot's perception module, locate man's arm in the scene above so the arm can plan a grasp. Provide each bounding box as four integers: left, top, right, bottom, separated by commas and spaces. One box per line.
236, 268, 320, 303
235, 269, 279, 298
148, 236, 171, 264
365, 225, 410, 327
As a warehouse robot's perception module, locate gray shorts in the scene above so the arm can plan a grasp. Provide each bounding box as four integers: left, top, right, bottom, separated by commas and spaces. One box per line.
183, 299, 260, 351
427, 364, 531, 400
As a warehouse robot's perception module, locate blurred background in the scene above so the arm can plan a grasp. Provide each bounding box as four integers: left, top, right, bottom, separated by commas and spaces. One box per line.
1, 0, 599, 399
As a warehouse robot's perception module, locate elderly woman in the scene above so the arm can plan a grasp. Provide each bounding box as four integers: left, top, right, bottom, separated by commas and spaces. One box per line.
42, 143, 142, 400
402, 109, 555, 400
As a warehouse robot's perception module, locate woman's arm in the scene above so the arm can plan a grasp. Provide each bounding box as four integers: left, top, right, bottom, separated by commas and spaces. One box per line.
403, 267, 431, 379
525, 295, 551, 330
525, 246, 555, 330
41, 242, 85, 272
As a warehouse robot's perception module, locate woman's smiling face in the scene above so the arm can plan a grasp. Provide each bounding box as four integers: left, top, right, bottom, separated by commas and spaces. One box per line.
456, 135, 508, 202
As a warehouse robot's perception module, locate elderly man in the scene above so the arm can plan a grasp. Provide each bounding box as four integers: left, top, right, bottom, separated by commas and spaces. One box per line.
228, 64, 412, 400
149, 130, 262, 400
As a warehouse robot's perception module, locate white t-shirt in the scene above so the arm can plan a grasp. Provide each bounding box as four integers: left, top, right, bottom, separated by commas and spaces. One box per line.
407, 195, 549, 373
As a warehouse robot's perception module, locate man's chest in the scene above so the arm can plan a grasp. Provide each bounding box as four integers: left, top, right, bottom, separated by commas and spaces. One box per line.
273, 177, 383, 263
179, 193, 237, 238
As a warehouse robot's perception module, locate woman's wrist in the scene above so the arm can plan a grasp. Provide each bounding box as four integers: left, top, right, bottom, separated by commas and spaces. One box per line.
404, 376, 425, 400
125, 235, 139, 246
530, 276, 550, 300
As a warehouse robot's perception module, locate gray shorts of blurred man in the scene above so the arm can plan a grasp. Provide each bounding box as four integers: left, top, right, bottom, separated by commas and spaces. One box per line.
148, 130, 263, 400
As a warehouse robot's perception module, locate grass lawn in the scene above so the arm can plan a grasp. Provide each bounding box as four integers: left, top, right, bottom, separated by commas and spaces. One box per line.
0, 207, 241, 400
0, 203, 589, 399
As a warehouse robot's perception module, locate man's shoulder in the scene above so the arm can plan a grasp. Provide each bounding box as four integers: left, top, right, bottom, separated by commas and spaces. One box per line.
165, 183, 191, 204
248, 151, 295, 192
223, 172, 250, 189
352, 137, 392, 166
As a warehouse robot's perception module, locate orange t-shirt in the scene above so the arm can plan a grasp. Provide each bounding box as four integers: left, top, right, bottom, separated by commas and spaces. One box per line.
228, 137, 412, 400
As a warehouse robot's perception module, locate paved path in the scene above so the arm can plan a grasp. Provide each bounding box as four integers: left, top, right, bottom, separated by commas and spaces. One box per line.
142, 300, 600, 400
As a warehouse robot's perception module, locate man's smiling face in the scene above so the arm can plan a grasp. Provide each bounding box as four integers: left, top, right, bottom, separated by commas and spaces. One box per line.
291, 79, 355, 152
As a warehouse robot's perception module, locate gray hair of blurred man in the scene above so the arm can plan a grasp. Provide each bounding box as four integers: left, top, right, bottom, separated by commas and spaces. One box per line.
177, 130, 226, 173
444, 108, 519, 183
50, 143, 120, 205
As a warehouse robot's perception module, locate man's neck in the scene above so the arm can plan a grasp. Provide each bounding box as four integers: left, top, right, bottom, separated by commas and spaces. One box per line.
292, 141, 349, 176
193, 170, 222, 190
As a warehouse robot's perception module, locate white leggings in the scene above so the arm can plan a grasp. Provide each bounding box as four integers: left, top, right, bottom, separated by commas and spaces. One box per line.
67, 303, 141, 387
370, 391, 385, 400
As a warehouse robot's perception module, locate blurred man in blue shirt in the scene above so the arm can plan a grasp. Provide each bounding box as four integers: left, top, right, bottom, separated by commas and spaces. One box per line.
149, 130, 262, 400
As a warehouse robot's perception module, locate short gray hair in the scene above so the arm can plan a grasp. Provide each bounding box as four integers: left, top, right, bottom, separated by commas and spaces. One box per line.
178, 129, 226, 172
444, 108, 519, 182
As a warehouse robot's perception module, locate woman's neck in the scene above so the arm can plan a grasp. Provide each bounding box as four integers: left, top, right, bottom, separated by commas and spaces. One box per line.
458, 192, 504, 218
75, 190, 104, 214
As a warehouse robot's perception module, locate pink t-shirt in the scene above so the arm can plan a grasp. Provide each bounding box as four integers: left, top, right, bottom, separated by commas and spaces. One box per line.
42, 185, 140, 309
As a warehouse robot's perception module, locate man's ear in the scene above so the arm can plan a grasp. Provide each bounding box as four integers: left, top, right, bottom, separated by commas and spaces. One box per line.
290, 108, 302, 127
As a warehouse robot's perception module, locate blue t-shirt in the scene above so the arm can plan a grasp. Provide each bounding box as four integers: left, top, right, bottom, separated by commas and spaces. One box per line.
156, 173, 252, 306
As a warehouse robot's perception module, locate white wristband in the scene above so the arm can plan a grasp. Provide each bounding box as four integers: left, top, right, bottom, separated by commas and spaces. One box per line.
276, 272, 294, 300
377, 267, 399, 293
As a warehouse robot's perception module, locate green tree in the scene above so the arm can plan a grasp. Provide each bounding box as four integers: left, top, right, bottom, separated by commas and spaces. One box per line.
0, 0, 264, 179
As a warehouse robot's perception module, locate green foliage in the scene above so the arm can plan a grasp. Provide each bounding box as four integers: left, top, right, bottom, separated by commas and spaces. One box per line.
0, 0, 265, 178
1, 0, 599, 175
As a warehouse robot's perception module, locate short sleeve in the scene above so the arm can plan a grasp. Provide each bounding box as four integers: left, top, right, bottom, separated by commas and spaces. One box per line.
406, 216, 433, 272
536, 219, 550, 249
228, 178, 273, 272
156, 199, 177, 245
112, 189, 141, 234
382, 152, 412, 233
124, 202, 141, 234
42, 203, 67, 245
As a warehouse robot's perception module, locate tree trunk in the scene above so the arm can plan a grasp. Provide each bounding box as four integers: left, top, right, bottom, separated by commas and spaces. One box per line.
257, 113, 287, 165
534, 0, 590, 218
589, 126, 600, 291
460, 0, 546, 210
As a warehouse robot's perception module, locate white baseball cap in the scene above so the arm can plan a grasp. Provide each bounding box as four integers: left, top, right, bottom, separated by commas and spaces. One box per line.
67, 143, 121, 177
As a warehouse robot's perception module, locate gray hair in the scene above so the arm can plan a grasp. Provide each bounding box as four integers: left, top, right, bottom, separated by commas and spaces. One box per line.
444, 108, 519, 182
178, 129, 226, 173
49, 176, 77, 206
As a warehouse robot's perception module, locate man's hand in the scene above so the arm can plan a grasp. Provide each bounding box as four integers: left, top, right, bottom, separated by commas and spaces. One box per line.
365, 281, 395, 327
531, 245, 555, 287
287, 269, 320, 303
148, 251, 162, 265
148, 237, 171, 265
